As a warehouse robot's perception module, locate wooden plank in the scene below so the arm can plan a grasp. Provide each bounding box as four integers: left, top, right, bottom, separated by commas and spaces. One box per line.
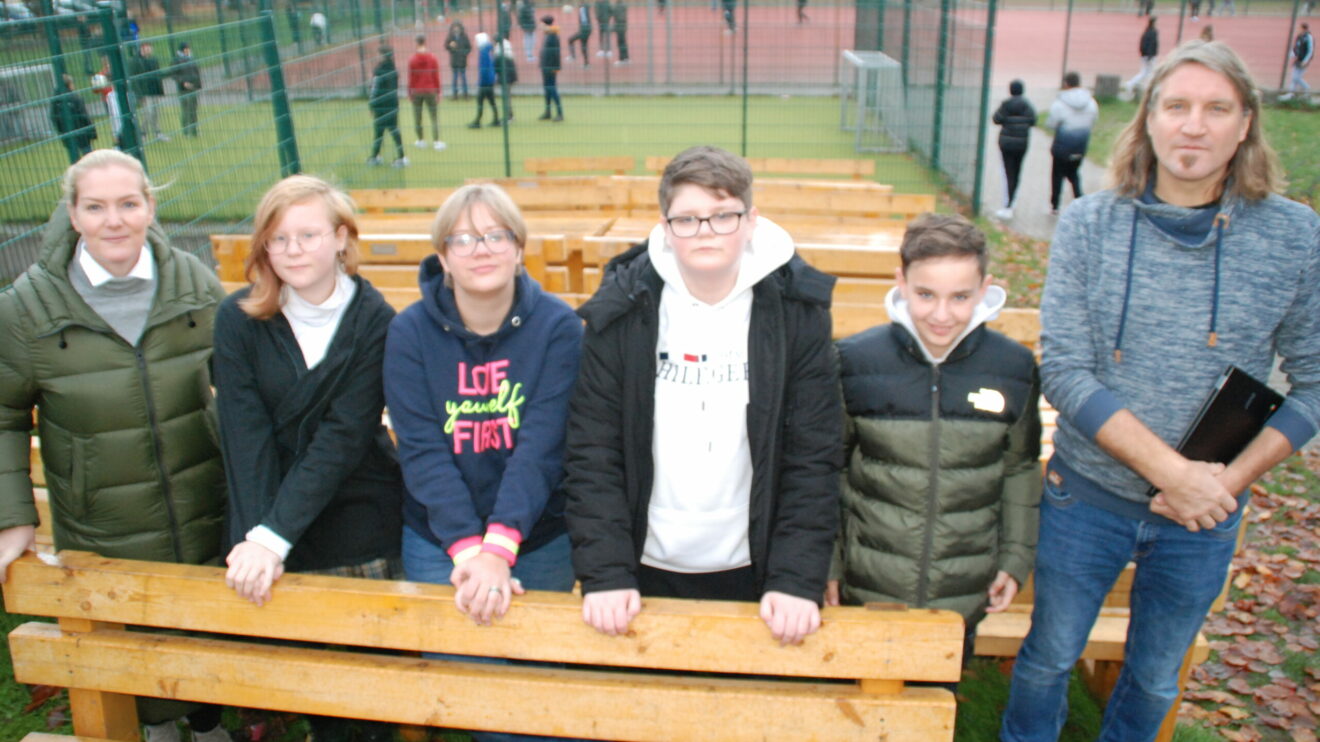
358, 264, 420, 289
3, 553, 963, 682
523, 156, 634, 176
349, 188, 456, 214
30, 438, 44, 487
58, 618, 139, 741
974, 608, 1129, 662
22, 734, 122, 742
644, 156, 878, 180
832, 305, 1041, 347
9, 623, 956, 742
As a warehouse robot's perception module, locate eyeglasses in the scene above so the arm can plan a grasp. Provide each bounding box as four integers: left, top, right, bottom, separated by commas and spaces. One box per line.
665, 211, 745, 238
266, 230, 335, 255
444, 229, 516, 257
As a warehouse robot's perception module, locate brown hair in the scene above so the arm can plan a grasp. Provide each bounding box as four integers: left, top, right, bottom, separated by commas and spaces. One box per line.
240, 175, 361, 320
658, 145, 754, 215
899, 213, 988, 276
430, 183, 528, 256
61, 149, 157, 207
1107, 40, 1284, 201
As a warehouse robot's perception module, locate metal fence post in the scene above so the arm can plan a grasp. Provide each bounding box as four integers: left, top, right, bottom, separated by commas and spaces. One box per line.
99, 8, 145, 165
931, 0, 951, 170
900, 0, 911, 90
260, 11, 301, 177
39, 0, 69, 84
373, 0, 385, 36
972, 0, 998, 214
1279, 0, 1301, 92
1060, 0, 1074, 84
214, 0, 234, 78
740, 0, 748, 156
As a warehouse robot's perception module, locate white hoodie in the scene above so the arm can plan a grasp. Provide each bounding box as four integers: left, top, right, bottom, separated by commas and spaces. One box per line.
883, 282, 1007, 365
640, 216, 796, 574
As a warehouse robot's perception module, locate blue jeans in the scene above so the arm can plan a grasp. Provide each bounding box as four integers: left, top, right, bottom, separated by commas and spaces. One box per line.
402, 526, 578, 742
452, 68, 469, 96
1000, 476, 1241, 742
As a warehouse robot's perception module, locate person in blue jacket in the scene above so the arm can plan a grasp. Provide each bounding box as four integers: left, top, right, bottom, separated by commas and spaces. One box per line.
468, 33, 500, 128
384, 182, 582, 636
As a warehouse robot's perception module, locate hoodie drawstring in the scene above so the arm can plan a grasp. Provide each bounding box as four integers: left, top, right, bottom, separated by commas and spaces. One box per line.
1113, 208, 1227, 362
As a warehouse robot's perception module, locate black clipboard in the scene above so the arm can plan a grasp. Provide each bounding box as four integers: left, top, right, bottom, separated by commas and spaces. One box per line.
1146, 366, 1284, 497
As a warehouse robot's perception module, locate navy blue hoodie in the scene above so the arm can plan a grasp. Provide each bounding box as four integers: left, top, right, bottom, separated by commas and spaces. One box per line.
384, 254, 582, 564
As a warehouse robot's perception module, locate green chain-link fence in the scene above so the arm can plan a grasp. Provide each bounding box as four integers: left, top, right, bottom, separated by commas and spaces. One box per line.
2, 0, 995, 283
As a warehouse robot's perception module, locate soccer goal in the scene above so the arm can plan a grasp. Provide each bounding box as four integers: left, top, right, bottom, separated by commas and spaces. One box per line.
839, 50, 908, 154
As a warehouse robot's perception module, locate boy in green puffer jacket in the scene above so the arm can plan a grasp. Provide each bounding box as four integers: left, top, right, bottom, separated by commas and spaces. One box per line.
828, 213, 1042, 677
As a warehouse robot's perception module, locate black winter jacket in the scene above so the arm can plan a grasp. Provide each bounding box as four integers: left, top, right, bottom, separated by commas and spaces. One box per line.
992, 95, 1036, 152
213, 276, 403, 572
540, 29, 561, 72
1140, 27, 1158, 58
564, 243, 844, 603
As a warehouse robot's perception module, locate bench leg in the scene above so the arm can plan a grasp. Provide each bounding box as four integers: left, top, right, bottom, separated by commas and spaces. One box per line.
59, 618, 140, 741
1077, 658, 1121, 701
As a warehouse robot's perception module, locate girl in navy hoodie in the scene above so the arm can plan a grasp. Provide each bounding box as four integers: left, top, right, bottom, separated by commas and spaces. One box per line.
384, 183, 582, 630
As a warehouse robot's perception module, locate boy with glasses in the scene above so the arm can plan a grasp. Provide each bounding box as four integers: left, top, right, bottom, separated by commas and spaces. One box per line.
565, 145, 843, 646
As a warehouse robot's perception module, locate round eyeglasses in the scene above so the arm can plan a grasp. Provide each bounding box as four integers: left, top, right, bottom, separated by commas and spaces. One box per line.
267, 230, 334, 255
664, 211, 746, 238
444, 229, 516, 257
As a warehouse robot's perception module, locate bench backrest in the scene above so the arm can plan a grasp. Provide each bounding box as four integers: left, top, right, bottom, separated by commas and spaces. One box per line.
5, 552, 964, 741
645, 155, 877, 180
523, 155, 635, 176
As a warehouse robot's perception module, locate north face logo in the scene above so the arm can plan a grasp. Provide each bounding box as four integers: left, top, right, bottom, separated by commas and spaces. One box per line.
967, 388, 1005, 414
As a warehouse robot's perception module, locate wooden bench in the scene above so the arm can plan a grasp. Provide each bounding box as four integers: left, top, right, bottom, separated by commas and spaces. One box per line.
4, 552, 965, 741
645, 156, 877, 180
523, 156, 635, 176
21, 735, 118, 742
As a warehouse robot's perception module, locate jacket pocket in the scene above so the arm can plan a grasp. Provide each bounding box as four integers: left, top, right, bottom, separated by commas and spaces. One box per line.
66, 434, 93, 520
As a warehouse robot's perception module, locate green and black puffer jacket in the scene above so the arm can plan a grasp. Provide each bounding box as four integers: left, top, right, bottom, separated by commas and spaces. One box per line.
0, 206, 227, 565
833, 317, 1041, 622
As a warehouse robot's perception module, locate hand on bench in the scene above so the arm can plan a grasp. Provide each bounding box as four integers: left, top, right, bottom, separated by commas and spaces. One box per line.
453, 552, 525, 625
0, 524, 35, 584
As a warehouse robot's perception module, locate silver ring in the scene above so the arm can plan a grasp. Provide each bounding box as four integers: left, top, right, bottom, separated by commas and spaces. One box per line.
488, 586, 501, 594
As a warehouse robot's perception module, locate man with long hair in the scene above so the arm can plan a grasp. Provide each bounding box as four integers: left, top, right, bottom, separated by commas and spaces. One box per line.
1001, 40, 1320, 741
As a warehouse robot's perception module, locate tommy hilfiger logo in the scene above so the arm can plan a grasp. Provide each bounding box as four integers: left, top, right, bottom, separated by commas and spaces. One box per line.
659, 352, 708, 363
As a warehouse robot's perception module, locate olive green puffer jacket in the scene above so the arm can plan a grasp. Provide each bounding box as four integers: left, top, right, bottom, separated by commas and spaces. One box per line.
833, 321, 1041, 623
0, 206, 226, 565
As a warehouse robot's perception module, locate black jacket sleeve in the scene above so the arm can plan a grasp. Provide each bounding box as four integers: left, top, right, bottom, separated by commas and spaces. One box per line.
762, 300, 843, 602
564, 319, 640, 594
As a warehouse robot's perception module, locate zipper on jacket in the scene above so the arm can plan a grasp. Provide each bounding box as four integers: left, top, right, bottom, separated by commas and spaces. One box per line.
135, 348, 185, 562
915, 364, 941, 607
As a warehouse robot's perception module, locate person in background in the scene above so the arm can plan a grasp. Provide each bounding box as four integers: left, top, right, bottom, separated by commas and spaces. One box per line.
408, 33, 446, 151
538, 15, 564, 121
1045, 71, 1098, 215
367, 44, 407, 167
1280, 22, 1313, 101
446, 20, 472, 99
1124, 17, 1159, 97
214, 175, 403, 742
567, 2, 592, 66
310, 10, 328, 45
131, 41, 168, 143
594, 0, 612, 58
173, 42, 202, 138
50, 73, 95, 163
992, 79, 1036, 221
0, 149, 228, 742
612, 0, 629, 65
518, 0, 537, 62
468, 32, 499, 128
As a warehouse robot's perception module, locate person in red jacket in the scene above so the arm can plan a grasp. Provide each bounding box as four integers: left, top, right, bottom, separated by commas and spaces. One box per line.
407, 34, 446, 151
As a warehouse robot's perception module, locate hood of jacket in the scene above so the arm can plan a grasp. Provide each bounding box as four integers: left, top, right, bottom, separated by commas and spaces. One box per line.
644, 214, 796, 310
1058, 86, 1093, 111
579, 217, 833, 330
884, 282, 1007, 365
416, 252, 545, 344
19, 202, 217, 338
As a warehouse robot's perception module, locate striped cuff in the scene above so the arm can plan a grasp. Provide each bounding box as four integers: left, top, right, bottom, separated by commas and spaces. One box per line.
447, 535, 483, 566
481, 523, 523, 567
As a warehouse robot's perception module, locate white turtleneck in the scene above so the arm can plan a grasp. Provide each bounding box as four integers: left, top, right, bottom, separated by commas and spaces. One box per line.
280, 270, 356, 369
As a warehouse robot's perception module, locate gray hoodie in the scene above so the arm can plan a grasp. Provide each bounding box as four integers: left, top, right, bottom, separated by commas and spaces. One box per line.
1047, 87, 1099, 158
1041, 188, 1320, 519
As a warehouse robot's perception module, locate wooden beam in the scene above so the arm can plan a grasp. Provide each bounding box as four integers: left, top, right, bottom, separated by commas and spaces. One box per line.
57, 618, 139, 741
10, 623, 956, 742
4, 553, 964, 682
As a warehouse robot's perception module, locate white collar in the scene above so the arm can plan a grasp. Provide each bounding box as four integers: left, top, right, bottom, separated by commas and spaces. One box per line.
78, 241, 154, 287
281, 270, 356, 327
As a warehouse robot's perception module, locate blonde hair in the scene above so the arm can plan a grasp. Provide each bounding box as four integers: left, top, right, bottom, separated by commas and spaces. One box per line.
1108, 40, 1284, 201
61, 149, 157, 207
240, 175, 361, 320
430, 183, 528, 255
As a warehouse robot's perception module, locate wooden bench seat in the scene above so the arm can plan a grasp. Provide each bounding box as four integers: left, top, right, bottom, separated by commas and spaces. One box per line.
523, 155, 635, 176
22, 734, 120, 742
645, 155, 878, 180
5, 552, 964, 741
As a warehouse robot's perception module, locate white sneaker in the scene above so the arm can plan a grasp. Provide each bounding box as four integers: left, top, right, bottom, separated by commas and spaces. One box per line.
392, 157, 410, 168
366, 156, 384, 166
144, 722, 182, 742
1279, 92, 1294, 101
434, 140, 447, 150
191, 725, 232, 742
994, 207, 1013, 220
413, 139, 426, 148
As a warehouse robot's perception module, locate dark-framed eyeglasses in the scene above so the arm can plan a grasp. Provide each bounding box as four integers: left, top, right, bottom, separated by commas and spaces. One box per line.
665, 211, 746, 238
444, 229, 517, 256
